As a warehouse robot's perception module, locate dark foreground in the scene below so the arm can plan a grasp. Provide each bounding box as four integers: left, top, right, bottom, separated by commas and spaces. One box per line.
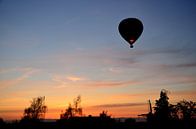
0, 117, 196, 129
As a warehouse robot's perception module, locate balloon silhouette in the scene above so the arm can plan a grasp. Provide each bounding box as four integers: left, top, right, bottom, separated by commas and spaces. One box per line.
118, 18, 143, 48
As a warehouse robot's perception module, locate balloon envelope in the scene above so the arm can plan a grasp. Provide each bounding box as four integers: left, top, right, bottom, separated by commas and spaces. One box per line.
118, 18, 143, 48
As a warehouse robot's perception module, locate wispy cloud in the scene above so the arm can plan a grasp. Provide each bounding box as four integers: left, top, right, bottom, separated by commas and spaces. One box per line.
92, 102, 146, 108
51, 74, 86, 88
159, 62, 196, 69
51, 74, 139, 89
51, 75, 68, 88
0, 109, 22, 113
132, 48, 183, 56
0, 67, 39, 74
0, 67, 39, 89
108, 67, 122, 73
83, 80, 139, 88
66, 76, 85, 82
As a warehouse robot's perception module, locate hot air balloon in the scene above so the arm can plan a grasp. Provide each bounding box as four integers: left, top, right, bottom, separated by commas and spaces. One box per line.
118, 18, 143, 48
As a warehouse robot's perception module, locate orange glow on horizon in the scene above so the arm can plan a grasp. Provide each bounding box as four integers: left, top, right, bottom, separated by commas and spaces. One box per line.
0, 105, 148, 120
0, 81, 195, 120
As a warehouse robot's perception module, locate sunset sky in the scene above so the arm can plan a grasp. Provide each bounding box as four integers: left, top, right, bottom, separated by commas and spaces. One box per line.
0, 0, 196, 120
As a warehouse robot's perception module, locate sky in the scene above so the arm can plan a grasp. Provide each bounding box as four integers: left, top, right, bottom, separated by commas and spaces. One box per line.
0, 0, 196, 120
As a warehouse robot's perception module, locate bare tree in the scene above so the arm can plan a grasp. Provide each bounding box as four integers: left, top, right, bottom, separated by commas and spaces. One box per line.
23, 96, 47, 120
74, 95, 82, 116
60, 95, 82, 119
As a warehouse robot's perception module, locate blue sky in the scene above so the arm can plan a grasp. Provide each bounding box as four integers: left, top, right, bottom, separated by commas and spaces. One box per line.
0, 0, 196, 119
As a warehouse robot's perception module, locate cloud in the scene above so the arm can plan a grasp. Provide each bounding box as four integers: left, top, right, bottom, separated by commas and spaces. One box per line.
52, 75, 141, 88
51, 74, 139, 89
84, 80, 139, 88
51, 74, 86, 88
0, 109, 22, 113
108, 67, 122, 73
66, 76, 85, 82
0, 67, 39, 89
160, 63, 196, 68
92, 102, 146, 108
51, 75, 68, 88
132, 48, 183, 56
0, 67, 39, 74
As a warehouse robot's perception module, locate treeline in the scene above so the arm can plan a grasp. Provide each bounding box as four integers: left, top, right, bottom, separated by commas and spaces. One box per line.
146, 89, 196, 129
148, 89, 195, 121
0, 90, 195, 129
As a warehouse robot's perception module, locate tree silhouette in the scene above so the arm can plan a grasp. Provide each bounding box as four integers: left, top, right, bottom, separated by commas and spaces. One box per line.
154, 89, 171, 122
0, 118, 4, 126
60, 95, 82, 119
99, 110, 111, 118
169, 104, 179, 120
73, 95, 83, 116
22, 96, 47, 120
151, 90, 196, 123
176, 100, 196, 120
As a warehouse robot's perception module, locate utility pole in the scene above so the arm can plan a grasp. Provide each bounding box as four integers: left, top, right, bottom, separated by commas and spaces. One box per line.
148, 99, 152, 114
